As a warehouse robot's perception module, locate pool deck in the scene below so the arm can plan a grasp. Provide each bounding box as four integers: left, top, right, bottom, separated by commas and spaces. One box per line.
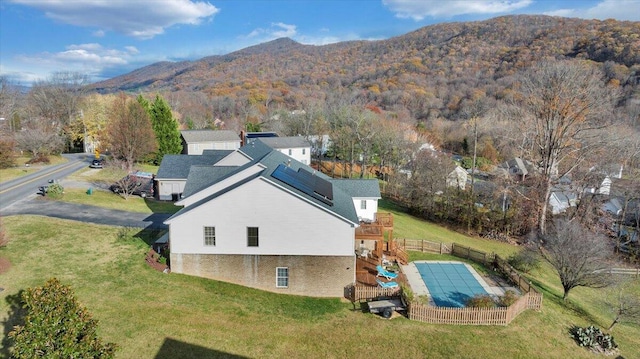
401, 260, 517, 305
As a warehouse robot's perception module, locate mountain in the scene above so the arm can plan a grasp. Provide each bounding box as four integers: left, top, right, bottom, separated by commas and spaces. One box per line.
90, 15, 640, 122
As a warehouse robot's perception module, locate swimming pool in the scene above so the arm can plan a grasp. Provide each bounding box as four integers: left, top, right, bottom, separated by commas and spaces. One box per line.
413, 261, 491, 308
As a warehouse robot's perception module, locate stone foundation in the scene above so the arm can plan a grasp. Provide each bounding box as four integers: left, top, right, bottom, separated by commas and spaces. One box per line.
171, 253, 355, 297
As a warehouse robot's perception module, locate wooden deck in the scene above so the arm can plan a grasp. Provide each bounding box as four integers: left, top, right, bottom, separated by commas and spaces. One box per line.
355, 254, 407, 287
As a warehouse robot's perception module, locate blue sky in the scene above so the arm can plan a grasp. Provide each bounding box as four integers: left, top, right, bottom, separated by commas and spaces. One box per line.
1, 0, 639, 85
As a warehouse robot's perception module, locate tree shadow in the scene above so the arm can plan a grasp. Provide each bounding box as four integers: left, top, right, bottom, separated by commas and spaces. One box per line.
155, 337, 250, 359
1, 289, 25, 358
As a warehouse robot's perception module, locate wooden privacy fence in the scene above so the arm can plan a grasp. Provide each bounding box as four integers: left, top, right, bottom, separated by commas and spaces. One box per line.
397, 238, 452, 254
344, 283, 401, 302
595, 268, 640, 277
408, 290, 543, 325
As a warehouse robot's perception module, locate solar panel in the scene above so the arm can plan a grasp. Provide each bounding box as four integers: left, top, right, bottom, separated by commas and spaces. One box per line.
271, 164, 333, 206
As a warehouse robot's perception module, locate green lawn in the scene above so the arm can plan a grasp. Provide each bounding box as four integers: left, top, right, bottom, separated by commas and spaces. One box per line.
0, 155, 68, 182
1, 212, 638, 358
57, 188, 180, 214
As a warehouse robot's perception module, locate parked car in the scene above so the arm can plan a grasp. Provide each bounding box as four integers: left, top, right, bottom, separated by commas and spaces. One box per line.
110, 173, 154, 198
89, 158, 105, 168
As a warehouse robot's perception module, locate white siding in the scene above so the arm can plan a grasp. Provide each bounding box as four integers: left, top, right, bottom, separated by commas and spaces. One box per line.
215, 151, 251, 166
352, 198, 378, 221
187, 141, 241, 155
276, 147, 310, 165
169, 178, 355, 257
158, 179, 186, 201
176, 164, 264, 207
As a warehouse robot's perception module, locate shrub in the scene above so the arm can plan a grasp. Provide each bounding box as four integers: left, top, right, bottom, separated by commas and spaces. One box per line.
466, 294, 496, 308
570, 325, 618, 352
46, 183, 64, 199
8, 278, 117, 358
507, 248, 541, 273
498, 290, 519, 307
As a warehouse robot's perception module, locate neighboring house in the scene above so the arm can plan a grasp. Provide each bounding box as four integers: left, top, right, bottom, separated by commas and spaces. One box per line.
549, 190, 578, 215
308, 134, 331, 157
500, 157, 531, 182
155, 150, 233, 201
181, 130, 241, 155
164, 147, 368, 297
333, 179, 381, 222
254, 136, 311, 165
446, 166, 468, 190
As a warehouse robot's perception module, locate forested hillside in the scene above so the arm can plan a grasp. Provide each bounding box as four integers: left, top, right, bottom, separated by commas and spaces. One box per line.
90, 15, 640, 132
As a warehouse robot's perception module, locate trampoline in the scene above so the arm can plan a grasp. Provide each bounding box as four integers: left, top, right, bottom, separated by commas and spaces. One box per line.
414, 261, 491, 308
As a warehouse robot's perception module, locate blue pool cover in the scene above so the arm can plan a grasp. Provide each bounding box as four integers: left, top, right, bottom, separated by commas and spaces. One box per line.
414, 262, 489, 307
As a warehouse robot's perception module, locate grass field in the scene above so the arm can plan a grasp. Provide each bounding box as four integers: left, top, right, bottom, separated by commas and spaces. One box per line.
0, 206, 638, 358
0, 155, 68, 182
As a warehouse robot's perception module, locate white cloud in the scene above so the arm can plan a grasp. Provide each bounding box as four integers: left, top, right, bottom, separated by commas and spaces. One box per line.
382, 0, 533, 20
10, 0, 219, 39
544, 0, 640, 21
246, 22, 298, 39
13, 43, 137, 83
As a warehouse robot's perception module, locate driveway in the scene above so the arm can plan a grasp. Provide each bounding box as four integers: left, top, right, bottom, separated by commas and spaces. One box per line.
2, 198, 171, 229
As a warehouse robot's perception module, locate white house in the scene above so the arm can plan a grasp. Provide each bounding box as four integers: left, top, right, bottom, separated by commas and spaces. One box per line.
333, 179, 381, 222
446, 166, 468, 190
164, 145, 380, 297
549, 190, 578, 215
181, 130, 241, 155
252, 136, 311, 165
155, 150, 233, 201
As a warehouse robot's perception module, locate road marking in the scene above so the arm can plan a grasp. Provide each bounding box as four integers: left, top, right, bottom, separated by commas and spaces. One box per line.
0, 161, 82, 194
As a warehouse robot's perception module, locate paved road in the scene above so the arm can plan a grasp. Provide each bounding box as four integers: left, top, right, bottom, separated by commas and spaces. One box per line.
2, 199, 170, 229
1, 154, 170, 229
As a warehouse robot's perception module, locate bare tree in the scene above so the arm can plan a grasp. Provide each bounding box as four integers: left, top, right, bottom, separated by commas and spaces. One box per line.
606, 278, 640, 331
537, 219, 613, 300
513, 61, 619, 235
14, 122, 66, 158
105, 93, 157, 171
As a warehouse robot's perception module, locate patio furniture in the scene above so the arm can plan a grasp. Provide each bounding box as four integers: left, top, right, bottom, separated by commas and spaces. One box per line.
376, 265, 398, 280
376, 278, 399, 289
358, 248, 370, 258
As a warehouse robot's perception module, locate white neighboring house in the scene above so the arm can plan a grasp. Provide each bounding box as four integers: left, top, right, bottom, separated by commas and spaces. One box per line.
446, 166, 468, 190
252, 136, 311, 164
549, 191, 578, 215
333, 179, 381, 222
181, 130, 241, 155
163, 144, 380, 297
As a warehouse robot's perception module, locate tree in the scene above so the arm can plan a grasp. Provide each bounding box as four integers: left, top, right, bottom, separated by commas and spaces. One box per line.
27, 72, 89, 151
147, 95, 182, 164
537, 219, 612, 300
8, 278, 116, 358
106, 93, 157, 171
606, 278, 640, 331
14, 122, 66, 158
513, 61, 618, 235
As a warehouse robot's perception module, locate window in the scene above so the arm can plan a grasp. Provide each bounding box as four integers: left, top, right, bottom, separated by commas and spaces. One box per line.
360, 200, 367, 210
204, 226, 216, 246
302, 148, 306, 155
288, 149, 292, 155
276, 267, 289, 288
247, 227, 259, 247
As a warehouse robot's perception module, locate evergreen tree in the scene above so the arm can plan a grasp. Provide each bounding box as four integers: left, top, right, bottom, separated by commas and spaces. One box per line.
149, 95, 182, 164
9, 278, 116, 358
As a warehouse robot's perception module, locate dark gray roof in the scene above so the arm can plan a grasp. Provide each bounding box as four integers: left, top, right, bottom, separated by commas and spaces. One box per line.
181, 130, 240, 143
156, 150, 233, 179
256, 136, 310, 149
238, 139, 274, 161
168, 149, 359, 225
332, 179, 381, 198
182, 166, 239, 197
